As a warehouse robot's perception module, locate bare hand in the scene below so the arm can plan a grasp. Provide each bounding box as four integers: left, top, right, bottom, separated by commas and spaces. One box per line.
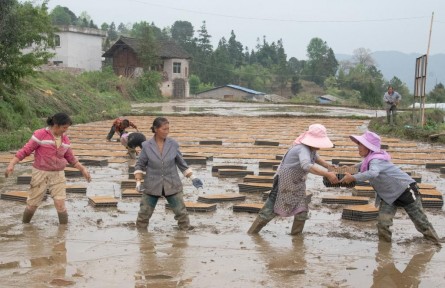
325, 171, 339, 184
5, 165, 14, 178
81, 168, 91, 182
340, 172, 355, 184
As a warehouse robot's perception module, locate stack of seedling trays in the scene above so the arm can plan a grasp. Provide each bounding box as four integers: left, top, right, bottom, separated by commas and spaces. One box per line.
258, 170, 276, 177
420, 198, 444, 209
166, 201, 216, 212
243, 175, 274, 184
418, 183, 436, 190
254, 140, 279, 146
212, 165, 247, 173
17, 174, 32, 185
323, 166, 358, 188
352, 186, 376, 197
64, 167, 82, 178
342, 204, 379, 221
199, 140, 222, 145
425, 162, 445, 169
65, 185, 87, 194
238, 182, 272, 193
183, 156, 207, 165
259, 160, 281, 169
1, 191, 47, 202
88, 196, 118, 207
79, 158, 108, 166
197, 193, 246, 203
232, 203, 263, 213
121, 180, 141, 189
121, 189, 142, 198
419, 189, 443, 209
217, 169, 254, 178
322, 195, 369, 205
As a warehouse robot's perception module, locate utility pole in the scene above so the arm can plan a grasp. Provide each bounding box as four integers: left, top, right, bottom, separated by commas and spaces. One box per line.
422, 12, 434, 126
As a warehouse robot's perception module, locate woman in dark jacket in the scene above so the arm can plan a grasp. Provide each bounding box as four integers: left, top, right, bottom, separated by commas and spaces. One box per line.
134, 117, 203, 231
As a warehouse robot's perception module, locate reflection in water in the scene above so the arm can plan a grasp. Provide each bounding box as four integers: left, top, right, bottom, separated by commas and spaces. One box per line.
372, 242, 437, 287
252, 235, 307, 283
0, 226, 69, 284
136, 231, 188, 287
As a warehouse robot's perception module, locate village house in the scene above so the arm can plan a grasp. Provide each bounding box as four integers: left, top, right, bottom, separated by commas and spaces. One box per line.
196, 84, 266, 101
102, 36, 191, 98
49, 25, 106, 71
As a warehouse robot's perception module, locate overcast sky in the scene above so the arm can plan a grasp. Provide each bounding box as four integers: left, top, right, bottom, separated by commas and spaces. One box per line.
42, 0, 445, 60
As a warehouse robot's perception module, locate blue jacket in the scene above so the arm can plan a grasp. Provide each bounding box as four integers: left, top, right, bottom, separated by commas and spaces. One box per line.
134, 137, 191, 196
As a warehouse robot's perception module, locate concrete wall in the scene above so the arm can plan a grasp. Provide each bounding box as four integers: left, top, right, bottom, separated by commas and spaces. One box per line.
160, 58, 190, 98
50, 26, 106, 71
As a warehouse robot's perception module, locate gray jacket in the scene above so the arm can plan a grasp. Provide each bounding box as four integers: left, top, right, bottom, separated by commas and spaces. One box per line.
134, 137, 191, 196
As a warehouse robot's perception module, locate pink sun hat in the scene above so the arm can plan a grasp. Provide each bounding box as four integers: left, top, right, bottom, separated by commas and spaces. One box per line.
295, 124, 334, 149
349, 131, 381, 152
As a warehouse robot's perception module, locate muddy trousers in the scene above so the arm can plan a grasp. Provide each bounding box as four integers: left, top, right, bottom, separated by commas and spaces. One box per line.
247, 178, 307, 235
377, 197, 440, 244
136, 192, 190, 230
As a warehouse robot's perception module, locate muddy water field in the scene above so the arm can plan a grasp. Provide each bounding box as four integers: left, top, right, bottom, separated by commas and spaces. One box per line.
0, 101, 444, 288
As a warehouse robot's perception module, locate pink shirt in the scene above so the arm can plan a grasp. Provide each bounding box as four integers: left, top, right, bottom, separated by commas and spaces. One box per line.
15, 127, 78, 171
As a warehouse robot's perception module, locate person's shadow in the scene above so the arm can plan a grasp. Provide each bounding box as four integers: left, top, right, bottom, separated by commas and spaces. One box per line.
372, 242, 438, 287
251, 235, 307, 283
135, 231, 189, 287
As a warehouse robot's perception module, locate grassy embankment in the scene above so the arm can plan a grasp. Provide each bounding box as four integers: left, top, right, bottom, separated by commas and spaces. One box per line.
0, 68, 162, 151
369, 109, 445, 144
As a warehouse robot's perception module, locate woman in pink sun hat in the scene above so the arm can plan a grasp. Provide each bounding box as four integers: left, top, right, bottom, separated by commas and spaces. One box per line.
248, 124, 339, 235
342, 130, 441, 246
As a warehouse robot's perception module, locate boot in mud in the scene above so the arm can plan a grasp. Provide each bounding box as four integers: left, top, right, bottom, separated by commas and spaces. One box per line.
22, 208, 35, 224
247, 217, 270, 234
58, 211, 68, 225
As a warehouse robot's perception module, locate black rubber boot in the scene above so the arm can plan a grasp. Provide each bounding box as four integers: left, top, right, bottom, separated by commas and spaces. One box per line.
58, 211, 68, 225
22, 208, 35, 224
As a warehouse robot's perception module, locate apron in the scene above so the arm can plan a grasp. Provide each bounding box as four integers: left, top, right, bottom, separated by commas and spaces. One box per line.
273, 147, 315, 217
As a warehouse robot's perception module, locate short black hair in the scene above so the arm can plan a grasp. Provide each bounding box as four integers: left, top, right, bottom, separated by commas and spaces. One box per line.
46, 113, 72, 126
151, 117, 169, 133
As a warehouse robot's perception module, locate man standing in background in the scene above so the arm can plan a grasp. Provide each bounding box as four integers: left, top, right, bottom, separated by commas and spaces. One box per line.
383, 86, 401, 125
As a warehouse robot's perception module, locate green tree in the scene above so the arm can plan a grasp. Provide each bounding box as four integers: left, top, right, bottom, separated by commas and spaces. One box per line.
189, 74, 201, 95
50, 5, 76, 25
130, 21, 159, 70
208, 37, 235, 85
171, 20, 194, 44
303, 37, 338, 85
117, 22, 129, 35
428, 83, 445, 103
107, 22, 118, 42
228, 30, 244, 67
0, 0, 55, 89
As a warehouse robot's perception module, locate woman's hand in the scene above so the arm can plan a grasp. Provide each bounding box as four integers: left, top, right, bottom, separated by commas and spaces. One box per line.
325, 171, 339, 184
340, 172, 355, 184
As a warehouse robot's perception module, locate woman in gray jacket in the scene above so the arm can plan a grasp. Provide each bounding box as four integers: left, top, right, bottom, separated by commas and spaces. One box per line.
134, 117, 203, 230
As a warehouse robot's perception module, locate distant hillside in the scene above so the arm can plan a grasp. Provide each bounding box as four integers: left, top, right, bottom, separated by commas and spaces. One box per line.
336, 51, 445, 93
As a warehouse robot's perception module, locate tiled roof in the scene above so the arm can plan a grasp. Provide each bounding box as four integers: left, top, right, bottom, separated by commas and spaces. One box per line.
102, 36, 191, 59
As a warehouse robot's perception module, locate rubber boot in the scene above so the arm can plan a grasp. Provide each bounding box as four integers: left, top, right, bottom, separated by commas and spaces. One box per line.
290, 220, 306, 235
422, 226, 441, 246
176, 209, 193, 231
247, 216, 270, 234
377, 224, 392, 242
22, 208, 35, 224
136, 205, 155, 230
58, 211, 68, 225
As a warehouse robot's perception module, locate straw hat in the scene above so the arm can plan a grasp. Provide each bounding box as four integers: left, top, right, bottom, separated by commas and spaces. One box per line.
300, 124, 334, 149
349, 131, 381, 152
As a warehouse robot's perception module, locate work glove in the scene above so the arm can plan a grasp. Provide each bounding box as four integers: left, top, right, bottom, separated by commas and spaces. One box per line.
136, 181, 143, 192
192, 178, 203, 189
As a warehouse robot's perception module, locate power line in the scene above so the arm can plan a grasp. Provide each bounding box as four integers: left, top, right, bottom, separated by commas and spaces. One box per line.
127, 0, 431, 23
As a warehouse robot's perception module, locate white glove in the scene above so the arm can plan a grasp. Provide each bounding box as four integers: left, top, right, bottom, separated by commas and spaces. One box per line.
136, 181, 142, 192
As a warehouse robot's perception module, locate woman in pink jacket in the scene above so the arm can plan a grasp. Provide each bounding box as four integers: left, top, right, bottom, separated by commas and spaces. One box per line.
5, 113, 91, 224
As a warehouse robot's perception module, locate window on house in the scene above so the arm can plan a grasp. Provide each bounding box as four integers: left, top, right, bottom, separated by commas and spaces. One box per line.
54, 35, 60, 47
173, 62, 181, 74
